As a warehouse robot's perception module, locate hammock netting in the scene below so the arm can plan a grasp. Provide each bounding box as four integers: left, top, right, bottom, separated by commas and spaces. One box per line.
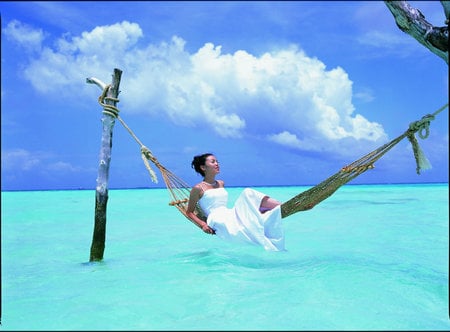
98, 86, 447, 225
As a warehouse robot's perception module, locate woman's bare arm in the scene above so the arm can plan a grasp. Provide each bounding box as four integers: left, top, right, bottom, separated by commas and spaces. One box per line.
186, 185, 215, 234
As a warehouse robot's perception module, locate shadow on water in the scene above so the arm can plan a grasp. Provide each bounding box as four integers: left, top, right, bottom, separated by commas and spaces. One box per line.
171, 248, 446, 287
356, 198, 420, 205
327, 198, 420, 207
80, 261, 106, 266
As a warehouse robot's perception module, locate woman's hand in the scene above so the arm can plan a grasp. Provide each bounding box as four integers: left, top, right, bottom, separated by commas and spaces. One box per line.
201, 223, 215, 235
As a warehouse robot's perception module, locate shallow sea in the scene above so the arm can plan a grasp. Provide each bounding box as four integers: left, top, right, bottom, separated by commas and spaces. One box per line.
1, 183, 449, 330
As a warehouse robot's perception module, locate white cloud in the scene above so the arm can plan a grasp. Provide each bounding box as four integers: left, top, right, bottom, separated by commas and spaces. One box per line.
355, 29, 431, 60
358, 30, 414, 52
11, 20, 388, 156
18, 21, 143, 93
267, 131, 319, 151
354, 88, 375, 103
1, 149, 43, 171
2, 20, 45, 53
47, 161, 83, 172
1, 148, 83, 173
57, 20, 143, 56
352, 1, 440, 60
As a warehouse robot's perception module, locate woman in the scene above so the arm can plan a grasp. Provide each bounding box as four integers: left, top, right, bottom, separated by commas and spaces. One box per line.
186, 153, 285, 251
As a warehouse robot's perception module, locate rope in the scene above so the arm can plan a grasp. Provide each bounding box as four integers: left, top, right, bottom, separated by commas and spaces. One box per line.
96, 84, 205, 223
406, 103, 447, 174
408, 103, 446, 138
98, 84, 160, 183
96, 83, 447, 220
98, 84, 120, 117
280, 102, 448, 218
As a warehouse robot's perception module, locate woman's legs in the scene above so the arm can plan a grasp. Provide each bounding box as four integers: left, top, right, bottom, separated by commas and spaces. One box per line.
259, 196, 281, 213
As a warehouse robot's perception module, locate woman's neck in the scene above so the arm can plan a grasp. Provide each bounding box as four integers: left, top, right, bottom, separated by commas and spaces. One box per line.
202, 176, 216, 185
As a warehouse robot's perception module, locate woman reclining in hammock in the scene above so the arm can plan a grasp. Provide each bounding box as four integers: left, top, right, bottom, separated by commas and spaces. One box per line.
186, 153, 285, 251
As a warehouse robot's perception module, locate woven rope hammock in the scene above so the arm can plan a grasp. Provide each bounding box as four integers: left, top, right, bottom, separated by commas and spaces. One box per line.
97, 85, 447, 223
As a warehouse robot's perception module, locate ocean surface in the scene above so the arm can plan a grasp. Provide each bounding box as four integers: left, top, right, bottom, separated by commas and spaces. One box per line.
1, 183, 449, 330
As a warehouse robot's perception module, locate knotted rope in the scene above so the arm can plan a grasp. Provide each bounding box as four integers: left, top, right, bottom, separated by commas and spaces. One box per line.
406, 103, 447, 174
98, 84, 120, 118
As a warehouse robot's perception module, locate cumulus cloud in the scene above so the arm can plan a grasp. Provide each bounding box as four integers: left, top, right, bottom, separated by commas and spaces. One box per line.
4, 20, 388, 156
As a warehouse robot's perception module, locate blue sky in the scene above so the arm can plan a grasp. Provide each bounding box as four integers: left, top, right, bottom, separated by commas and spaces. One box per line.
1, 1, 448, 191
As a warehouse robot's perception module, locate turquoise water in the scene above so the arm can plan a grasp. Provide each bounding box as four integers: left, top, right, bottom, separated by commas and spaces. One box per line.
1, 183, 449, 330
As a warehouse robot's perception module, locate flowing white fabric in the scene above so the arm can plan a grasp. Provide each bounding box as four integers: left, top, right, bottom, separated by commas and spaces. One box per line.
198, 187, 285, 251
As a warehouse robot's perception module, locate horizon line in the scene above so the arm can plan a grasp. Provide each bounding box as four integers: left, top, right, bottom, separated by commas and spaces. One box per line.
1, 181, 448, 193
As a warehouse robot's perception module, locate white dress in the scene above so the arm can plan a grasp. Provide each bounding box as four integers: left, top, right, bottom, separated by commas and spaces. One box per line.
198, 187, 285, 251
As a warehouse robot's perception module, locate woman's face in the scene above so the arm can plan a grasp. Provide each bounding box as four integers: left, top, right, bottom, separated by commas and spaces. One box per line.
203, 155, 220, 175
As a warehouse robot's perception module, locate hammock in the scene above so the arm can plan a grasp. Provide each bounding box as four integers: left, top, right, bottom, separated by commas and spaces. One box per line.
97, 86, 447, 224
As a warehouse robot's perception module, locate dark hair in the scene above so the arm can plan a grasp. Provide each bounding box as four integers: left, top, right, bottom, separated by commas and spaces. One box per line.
191, 153, 214, 177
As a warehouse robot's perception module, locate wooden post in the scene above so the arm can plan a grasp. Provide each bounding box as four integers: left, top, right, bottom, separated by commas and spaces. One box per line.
86, 68, 123, 261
